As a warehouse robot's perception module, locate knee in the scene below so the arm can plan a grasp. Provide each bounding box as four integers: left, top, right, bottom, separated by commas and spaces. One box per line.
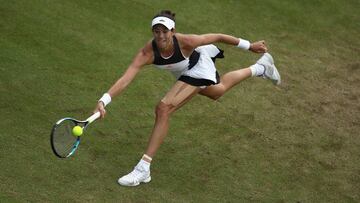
155, 101, 173, 118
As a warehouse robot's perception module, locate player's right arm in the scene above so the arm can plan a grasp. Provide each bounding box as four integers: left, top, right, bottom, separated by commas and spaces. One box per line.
107, 45, 153, 98
94, 42, 154, 118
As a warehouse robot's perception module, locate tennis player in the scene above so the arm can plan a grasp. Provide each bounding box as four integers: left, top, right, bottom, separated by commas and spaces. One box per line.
94, 10, 280, 186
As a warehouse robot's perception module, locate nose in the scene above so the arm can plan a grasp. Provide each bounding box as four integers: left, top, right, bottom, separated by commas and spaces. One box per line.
158, 32, 165, 39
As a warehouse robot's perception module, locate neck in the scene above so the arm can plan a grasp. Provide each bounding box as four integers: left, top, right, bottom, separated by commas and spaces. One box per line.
159, 38, 174, 56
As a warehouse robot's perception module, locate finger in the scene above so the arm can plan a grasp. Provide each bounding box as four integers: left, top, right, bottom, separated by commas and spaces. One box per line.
100, 109, 106, 118
96, 107, 104, 118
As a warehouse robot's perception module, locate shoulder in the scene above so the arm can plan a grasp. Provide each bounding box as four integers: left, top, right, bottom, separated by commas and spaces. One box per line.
132, 40, 154, 66
140, 40, 156, 57
175, 33, 201, 50
142, 40, 154, 54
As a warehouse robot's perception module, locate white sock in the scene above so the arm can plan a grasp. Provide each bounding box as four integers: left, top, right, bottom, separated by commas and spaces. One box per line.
250, 64, 265, 77
136, 159, 150, 171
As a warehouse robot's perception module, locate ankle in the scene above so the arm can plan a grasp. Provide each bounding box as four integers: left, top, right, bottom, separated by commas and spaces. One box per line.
250, 64, 265, 77
137, 159, 151, 172
142, 154, 153, 163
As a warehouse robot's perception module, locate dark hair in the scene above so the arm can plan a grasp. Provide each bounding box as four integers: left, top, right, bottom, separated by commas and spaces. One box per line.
153, 10, 176, 22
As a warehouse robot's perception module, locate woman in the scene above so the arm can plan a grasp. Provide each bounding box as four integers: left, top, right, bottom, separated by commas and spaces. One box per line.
94, 10, 280, 186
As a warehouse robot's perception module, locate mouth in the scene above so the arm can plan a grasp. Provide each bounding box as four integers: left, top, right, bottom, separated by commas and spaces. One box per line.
157, 39, 166, 43
157, 40, 167, 46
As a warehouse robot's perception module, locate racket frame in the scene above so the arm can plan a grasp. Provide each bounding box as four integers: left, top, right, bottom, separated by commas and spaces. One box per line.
50, 112, 100, 158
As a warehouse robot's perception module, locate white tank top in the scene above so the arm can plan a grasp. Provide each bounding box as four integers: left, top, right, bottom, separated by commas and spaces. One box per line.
152, 36, 200, 78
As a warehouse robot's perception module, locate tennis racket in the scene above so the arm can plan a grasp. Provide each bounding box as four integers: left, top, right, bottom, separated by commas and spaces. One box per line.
50, 112, 101, 158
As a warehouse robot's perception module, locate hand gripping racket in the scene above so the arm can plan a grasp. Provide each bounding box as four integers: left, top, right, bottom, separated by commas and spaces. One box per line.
50, 112, 100, 158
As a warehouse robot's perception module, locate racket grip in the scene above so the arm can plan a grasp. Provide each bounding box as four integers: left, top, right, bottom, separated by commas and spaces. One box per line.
87, 112, 101, 123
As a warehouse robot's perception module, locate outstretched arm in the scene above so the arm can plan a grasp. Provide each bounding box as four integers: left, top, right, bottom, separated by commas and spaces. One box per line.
107, 49, 150, 98
180, 33, 268, 53
94, 43, 153, 118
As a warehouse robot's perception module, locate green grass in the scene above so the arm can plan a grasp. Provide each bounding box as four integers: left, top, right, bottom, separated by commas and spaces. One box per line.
1, 0, 359, 202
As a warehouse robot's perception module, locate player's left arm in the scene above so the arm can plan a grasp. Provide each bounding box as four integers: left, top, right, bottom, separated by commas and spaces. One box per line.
182, 33, 267, 53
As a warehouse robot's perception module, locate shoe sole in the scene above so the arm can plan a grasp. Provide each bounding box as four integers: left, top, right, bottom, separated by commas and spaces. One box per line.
267, 53, 281, 85
264, 53, 274, 65
258, 53, 281, 85
118, 176, 151, 187
272, 64, 281, 85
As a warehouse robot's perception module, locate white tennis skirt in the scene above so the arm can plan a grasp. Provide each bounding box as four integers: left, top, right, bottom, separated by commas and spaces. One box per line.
178, 44, 223, 87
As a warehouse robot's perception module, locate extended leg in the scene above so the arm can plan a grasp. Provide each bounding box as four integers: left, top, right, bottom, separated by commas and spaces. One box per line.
200, 53, 280, 100
145, 81, 201, 157
118, 81, 201, 186
199, 67, 252, 100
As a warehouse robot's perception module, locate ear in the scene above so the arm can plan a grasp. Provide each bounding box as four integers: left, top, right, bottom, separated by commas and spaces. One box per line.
171, 28, 176, 33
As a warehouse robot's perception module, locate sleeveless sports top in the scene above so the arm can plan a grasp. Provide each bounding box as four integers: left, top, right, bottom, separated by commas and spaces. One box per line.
152, 36, 200, 78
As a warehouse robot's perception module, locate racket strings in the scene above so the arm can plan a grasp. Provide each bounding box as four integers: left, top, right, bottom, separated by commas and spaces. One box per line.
52, 120, 79, 157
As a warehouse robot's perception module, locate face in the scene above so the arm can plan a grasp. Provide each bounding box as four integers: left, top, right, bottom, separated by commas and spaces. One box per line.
152, 24, 174, 50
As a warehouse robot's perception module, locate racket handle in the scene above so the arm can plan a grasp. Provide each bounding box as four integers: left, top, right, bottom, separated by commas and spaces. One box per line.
86, 112, 101, 123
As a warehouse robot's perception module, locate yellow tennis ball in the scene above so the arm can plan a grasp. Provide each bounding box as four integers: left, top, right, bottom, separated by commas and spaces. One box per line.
72, 126, 83, 136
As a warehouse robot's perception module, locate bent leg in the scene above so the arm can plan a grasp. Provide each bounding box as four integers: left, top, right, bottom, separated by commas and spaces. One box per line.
145, 81, 201, 158
200, 67, 252, 100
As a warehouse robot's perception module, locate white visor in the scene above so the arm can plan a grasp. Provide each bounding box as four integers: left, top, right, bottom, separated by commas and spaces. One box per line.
151, 16, 175, 30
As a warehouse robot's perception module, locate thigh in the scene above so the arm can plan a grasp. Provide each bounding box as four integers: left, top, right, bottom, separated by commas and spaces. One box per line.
161, 81, 201, 110
198, 83, 226, 100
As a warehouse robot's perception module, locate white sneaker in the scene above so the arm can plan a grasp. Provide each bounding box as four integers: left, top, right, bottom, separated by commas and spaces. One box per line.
118, 166, 151, 186
256, 53, 281, 85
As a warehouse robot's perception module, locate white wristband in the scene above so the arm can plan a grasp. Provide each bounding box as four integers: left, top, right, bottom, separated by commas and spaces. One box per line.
99, 93, 111, 107
237, 38, 251, 50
